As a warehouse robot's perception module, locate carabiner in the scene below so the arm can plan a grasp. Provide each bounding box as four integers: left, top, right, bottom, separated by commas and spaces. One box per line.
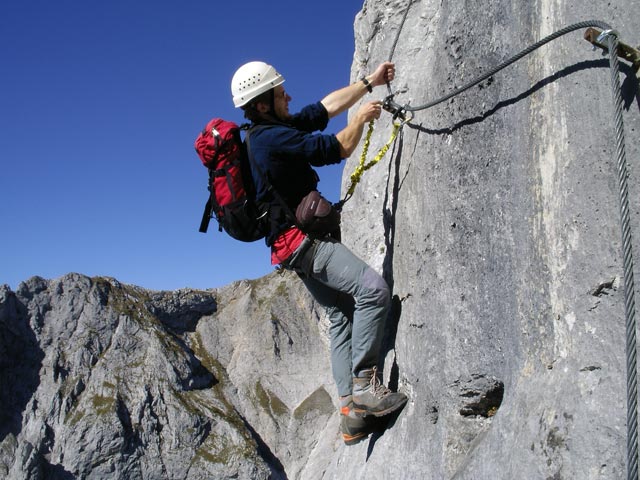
382, 95, 408, 121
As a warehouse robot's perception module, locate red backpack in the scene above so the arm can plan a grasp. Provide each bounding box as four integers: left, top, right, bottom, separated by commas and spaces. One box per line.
195, 119, 270, 242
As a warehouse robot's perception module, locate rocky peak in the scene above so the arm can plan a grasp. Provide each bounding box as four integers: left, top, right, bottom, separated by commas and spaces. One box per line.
1, 273, 333, 479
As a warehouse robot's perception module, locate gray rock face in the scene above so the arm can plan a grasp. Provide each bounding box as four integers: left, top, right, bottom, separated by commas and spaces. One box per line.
2, 1, 640, 479
332, 1, 639, 479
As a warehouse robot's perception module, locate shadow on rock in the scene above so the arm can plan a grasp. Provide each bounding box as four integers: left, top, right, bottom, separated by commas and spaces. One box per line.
365, 403, 407, 461
0, 286, 44, 443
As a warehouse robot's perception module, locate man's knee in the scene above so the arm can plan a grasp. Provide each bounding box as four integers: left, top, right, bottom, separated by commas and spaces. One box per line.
361, 267, 390, 307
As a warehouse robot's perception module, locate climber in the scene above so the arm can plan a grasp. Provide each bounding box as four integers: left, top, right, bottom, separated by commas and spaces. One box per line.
230, 60, 408, 444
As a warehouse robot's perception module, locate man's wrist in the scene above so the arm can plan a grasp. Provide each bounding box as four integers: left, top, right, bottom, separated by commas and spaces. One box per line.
361, 76, 373, 93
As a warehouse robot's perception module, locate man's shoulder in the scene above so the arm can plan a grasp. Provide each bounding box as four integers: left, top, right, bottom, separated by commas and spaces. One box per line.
291, 102, 329, 132
248, 101, 329, 148
249, 123, 295, 143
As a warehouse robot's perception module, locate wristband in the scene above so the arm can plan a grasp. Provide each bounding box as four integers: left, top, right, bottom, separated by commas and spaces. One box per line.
361, 77, 373, 93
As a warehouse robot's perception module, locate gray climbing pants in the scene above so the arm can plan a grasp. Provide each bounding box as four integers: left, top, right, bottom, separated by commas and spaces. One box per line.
285, 237, 390, 397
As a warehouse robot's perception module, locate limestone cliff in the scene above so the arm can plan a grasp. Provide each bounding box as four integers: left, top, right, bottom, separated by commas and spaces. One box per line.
2, 1, 640, 479
336, 0, 639, 478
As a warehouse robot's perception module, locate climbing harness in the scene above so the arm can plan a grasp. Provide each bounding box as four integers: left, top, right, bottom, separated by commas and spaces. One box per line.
347, 4, 639, 477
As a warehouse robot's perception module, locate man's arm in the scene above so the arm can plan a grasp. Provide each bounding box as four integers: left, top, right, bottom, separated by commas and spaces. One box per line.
320, 62, 395, 118
335, 101, 382, 158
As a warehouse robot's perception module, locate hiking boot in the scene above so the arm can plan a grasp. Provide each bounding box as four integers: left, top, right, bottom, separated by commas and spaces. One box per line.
340, 397, 371, 445
352, 367, 408, 417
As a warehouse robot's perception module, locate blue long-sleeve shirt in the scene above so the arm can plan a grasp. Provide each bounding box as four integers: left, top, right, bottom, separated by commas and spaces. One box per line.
248, 102, 342, 203
246, 102, 343, 245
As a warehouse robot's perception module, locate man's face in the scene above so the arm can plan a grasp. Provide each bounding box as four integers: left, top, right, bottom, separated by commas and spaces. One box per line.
272, 85, 291, 121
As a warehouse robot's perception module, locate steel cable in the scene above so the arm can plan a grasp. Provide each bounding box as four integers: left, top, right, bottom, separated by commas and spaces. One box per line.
386, 0, 415, 96
604, 31, 639, 480
404, 20, 613, 112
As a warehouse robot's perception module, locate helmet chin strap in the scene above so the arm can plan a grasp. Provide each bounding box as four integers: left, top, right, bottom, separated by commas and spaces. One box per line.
253, 89, 289, 125
265, 89, 286, 124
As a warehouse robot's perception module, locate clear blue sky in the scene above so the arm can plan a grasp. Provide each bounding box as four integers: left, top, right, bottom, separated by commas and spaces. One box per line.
1, 0, 362, 291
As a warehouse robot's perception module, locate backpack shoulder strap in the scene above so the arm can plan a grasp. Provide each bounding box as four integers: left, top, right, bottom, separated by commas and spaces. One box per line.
244, 125, 301, 231
199, 168, 218, 233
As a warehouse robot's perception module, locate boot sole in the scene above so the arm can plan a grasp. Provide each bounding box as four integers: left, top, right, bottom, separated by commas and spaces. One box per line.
342, 431, 369, 445
352, 396, 408, 418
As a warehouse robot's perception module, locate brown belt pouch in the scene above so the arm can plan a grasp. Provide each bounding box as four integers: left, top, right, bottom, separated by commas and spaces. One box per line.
295, 190, 341, 239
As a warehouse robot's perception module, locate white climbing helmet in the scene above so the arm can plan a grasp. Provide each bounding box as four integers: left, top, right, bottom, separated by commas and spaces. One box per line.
231, 61, 285, 108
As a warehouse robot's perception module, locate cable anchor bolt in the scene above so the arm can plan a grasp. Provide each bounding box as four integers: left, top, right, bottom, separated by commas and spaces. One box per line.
596, 28, 620, 44
584, 27, 640, 71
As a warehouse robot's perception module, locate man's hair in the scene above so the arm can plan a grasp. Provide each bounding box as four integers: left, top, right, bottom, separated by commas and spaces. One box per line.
241, 89, 274, 122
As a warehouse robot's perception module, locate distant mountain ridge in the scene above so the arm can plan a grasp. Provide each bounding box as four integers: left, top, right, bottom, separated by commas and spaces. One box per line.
1, 272, 333, 479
